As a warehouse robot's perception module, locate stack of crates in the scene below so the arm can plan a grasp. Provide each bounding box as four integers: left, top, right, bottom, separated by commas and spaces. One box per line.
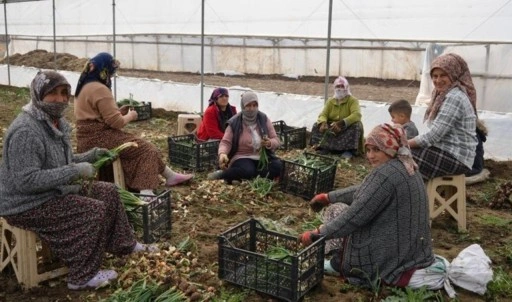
272, 120, 307, 150
218, 219, 325, 302
133, 102, 152, 121
168, 134, 219, 171
280, 152, 337, 200
130, 189, 172, 243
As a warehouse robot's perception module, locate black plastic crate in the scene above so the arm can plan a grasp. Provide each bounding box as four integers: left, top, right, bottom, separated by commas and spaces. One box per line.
218, 219, 324, 302
272, 120, 307, 150
168, 134, 220, 171
133, 102, 152, 121
130, 189, 172, 243
280, 152, 337, 200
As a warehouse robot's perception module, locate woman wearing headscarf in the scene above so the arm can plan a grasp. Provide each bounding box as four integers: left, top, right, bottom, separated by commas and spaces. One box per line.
298, 123, 434, 288
310, 76, 364, 159
207, 90, 282, 184
0, 71, 153, 290
74, 52, 193, 196
197, 87, 237, 141
408, 53, 480, 180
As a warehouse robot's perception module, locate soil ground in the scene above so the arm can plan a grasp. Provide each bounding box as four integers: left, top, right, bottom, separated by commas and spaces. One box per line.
0, 50, 511, 302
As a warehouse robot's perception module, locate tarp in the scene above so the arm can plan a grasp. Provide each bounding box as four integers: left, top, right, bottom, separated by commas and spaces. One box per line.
1, 64, 510, 161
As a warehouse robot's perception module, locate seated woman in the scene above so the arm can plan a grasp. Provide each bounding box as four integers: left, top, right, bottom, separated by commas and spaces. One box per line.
207, 91, 282, 184
299, 123, 434, 288
74, 52, 193, 196
310, 76, 364, 159
0, 71, 152, 290
408, 53, 478, 180
197, 87, 237, 141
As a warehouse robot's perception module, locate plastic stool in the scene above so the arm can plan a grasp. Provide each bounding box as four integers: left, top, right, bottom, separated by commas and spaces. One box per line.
177, 114, 202, 135
0, 218, 68, 288
427, 174, 467, 231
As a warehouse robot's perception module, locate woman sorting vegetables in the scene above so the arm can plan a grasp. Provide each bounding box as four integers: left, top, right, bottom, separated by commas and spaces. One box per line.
298, 123, 434, 288
0, 71, 152, 290
74, 52, 193, 196
309, 76, 364, 159
197, 87, 237, 141
207, 91, 282, 184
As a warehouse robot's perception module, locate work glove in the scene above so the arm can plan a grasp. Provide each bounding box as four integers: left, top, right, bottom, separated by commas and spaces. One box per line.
309, 193, 330, 212
94, 148, 116, 161
319, 122, 328, 133
297, 229, 321, 247
331, 120, 345, 134
74, 162, 96, 178
219, 153, 229, 169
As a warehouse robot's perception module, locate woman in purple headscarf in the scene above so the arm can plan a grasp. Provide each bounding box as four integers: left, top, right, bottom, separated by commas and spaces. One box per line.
197, 87, 237, 141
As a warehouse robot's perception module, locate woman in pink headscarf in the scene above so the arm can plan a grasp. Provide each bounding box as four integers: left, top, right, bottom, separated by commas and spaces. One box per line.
310, 76, 364, 159
197, 87, 237, 141
408, 53, 479, 180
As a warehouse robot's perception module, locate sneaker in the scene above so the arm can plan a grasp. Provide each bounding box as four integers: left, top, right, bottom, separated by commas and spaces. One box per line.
132, 242, 160, 253
340, 151, 353, 159
324, 260, 341, 277
465, 168, 490, 185
165, 172, 194, 186
207, 170, 224, 180
67, 270, 118, 290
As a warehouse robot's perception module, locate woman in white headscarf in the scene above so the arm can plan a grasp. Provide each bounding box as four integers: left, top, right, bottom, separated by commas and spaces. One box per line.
310, 76, 364, 159
207, 91, 282, 184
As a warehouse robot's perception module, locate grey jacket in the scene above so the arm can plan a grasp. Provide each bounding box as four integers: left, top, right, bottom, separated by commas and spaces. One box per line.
0, 112, 97, 216
323, 158, 434, 286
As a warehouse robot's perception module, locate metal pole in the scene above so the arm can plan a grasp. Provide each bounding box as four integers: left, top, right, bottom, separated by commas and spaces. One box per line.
112, 0, 117, 101
323, 0, 333, 103
52, 0, 56, 70
200, 0, 205, 113
3, 0, 10, 85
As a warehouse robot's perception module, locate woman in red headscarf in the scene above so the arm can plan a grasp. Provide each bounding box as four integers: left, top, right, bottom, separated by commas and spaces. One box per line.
197, 87, 237, 141
298, 123, 434, 288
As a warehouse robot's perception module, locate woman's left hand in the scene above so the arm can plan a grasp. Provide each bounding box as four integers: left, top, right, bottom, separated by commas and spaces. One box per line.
119, 105, 130, 115
262, 138, 272, 148
331, 120, 345, 134
297, 229, 320, 246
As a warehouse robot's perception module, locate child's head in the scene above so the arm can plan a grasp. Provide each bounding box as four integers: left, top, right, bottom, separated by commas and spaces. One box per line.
388, 99, 412, 125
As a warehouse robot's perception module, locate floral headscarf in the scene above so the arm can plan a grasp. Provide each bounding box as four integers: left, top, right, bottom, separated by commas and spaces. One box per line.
365, 123, 418, 175
75, 52, 120, 97
424, 53, 477, 122
23, 70, 71, 121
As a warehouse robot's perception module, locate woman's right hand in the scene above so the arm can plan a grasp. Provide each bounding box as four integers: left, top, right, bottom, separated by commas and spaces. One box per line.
75, 162, 96, 178
219, 153, 229, 169
319, 122, 328, 133
119, 105, 130, 115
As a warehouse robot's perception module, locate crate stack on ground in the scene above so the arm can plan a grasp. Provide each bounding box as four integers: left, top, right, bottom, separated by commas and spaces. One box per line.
272, 120, 307, 150
280, 152, 338, 200
218, 219, 325, 302
168, 134, 220, 171
128, 189, 172, 244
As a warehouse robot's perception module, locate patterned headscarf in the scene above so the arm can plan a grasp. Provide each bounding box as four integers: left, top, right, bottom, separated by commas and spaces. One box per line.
424, 53, 476, 121
208, 87, 229, 106
75, 52, 120, 97
365, 123, 418, 175
23, 70, 71, 121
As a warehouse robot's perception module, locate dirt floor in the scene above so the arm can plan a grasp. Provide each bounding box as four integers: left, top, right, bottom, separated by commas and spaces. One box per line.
0, 50, 511, 302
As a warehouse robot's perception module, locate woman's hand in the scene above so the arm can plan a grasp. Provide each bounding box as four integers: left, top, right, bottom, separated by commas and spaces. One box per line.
262, 137, 271, 148
331, 120, 345, 134
309, 193, 330, 212
319, 122, 328, 133
297, 229, 320, 246
119, 105, 130, 115
219, 153, 229, 169
125, 109, 138, 122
